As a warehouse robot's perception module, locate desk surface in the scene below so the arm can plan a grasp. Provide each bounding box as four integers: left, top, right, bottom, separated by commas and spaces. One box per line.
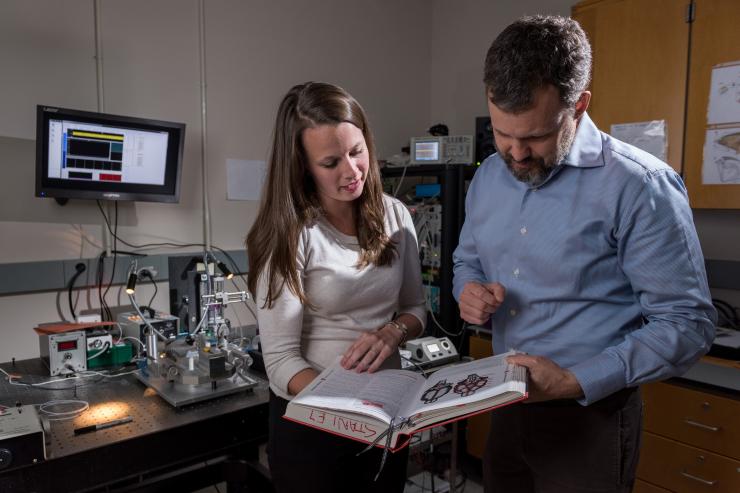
0, 358, 270, 493
673, 356, 740, 395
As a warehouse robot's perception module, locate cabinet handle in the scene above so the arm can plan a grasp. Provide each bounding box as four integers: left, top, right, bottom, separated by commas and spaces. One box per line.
683, 419, 721, 432
680, 470, 717, 486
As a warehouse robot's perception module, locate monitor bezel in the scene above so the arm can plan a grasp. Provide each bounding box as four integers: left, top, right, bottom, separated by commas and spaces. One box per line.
35, 105, 185, 203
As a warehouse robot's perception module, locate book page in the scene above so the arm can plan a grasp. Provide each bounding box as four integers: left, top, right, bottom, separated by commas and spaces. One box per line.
293, 360, 424, 424
400, 351, 525, 418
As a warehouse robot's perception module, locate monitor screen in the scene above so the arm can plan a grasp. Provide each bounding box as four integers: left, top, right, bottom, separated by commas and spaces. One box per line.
36, 105, 185, 203
414, 140, 440, 162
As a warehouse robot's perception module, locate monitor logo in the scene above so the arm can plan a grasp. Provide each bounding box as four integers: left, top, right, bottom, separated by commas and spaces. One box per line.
103, 193, 121, 199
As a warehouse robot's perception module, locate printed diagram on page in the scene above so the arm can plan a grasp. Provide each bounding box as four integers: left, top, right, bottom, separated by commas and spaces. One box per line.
420, 373, 490, 404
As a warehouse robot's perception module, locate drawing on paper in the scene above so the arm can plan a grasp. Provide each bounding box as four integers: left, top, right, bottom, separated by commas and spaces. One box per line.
707, 63, 740, 126
453, 373, 489, 397
702, 127, 740, 184
421, 379, 452, 404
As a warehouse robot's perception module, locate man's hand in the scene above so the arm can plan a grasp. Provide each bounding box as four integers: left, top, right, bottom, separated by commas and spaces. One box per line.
506, 354, 583, 403
458, 282, 505, 325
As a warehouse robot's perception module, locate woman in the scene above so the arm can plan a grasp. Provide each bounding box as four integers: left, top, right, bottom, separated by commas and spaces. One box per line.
246, 82, 426, 492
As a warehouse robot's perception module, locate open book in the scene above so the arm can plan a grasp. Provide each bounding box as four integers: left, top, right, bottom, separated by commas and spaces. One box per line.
284, 351, 527, 451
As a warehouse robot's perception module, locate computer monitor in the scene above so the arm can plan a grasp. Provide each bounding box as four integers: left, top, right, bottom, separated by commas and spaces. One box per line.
36, 105, 185, 203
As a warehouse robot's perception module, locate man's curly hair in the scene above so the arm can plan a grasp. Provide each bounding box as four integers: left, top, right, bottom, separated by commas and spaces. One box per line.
484, 15, 592, 112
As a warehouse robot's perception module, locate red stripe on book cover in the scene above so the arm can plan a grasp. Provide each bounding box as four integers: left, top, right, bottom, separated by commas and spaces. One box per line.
284, 392, 528, 452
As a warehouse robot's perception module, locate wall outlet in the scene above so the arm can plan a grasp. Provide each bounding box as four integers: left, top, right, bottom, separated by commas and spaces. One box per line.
137, 266, 158, 279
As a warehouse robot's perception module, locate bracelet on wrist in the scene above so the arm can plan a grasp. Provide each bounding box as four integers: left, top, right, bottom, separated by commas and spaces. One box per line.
386, 319, 409, 346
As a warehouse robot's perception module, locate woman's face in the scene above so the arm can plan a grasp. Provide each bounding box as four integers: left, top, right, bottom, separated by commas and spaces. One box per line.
302, 122, 369, 212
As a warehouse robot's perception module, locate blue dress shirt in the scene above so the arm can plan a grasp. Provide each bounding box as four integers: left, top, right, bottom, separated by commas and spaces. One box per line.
453, 113, 716, 404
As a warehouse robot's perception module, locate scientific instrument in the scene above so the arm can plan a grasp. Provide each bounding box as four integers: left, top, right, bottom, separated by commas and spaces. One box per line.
127, 255, 258, 407
409, 135, 474, 165
405, 336, 459, 368
0, 405, 47, 471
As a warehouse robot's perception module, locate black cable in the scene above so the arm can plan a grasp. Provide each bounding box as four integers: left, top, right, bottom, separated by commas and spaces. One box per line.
97, 251, 106, 321
101, 202, 119, 321
142, 270, 158, 309
96, 201, 112, 321
96, 203, 245, 263
93, 203, 257, 323
712, 298, 739, 330
66, 263, 86, 321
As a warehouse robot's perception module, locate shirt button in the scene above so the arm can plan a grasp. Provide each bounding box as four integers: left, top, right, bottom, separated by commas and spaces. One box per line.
509, 309, 517, 316
513, 268, 520, 278
520, 226, 527, 235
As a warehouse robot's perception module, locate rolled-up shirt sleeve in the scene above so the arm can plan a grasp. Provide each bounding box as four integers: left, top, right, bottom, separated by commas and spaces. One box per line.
255, 235, 312, 398
569, 170, 716, 404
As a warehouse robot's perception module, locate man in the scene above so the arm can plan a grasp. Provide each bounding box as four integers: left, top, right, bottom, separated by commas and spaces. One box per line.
453, 15, 716, 493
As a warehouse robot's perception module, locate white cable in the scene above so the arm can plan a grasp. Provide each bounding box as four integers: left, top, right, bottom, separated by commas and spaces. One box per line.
38, 400, 90, 421
76, 368, 139, 379
191, 304, 210, 335
123, 336, 145, 349
400, 354, 428, 378
0, 367, 13, 381
113, 322, 124, 344
128, 292, 167, 341
122, 336, 145, 361
392, 163, 409, 197
9, 373, 100, 388
86, 341, 111, 360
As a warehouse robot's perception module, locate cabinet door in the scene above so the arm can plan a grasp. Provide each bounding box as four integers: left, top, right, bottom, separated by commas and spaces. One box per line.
638, 432, 740, 492
572, 0, 689, 173
642, 382, 740, 459
683, 0, 740, 208
465, 333, 493, 458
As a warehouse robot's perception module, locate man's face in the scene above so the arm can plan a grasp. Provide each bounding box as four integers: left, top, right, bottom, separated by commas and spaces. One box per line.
488, 85, 584, 187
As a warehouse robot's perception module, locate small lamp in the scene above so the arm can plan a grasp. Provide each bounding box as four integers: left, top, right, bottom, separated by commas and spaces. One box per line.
125, 271, 137, 294
217, 261, 234, 280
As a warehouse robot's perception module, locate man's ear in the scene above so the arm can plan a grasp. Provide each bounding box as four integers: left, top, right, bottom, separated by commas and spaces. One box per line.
574, 91, 591, 120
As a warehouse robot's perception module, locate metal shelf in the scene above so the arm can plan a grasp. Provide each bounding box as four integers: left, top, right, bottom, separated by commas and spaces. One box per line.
382, 164, 478, 340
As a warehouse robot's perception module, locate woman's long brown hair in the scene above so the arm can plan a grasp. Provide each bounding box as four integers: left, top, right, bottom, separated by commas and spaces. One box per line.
246, 82, 395, 308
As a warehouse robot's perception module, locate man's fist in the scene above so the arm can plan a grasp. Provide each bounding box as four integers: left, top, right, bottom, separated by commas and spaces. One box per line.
458, 281, 505, 325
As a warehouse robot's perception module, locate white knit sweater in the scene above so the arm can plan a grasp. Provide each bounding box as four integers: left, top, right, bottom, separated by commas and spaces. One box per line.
256, 195, 426, 400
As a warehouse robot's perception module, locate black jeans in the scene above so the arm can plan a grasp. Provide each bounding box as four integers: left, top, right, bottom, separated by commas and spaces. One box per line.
267, 390, 409, 493
483, 387, 642, 493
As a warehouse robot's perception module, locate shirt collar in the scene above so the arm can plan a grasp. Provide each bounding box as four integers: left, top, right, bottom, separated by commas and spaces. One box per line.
561, 112, 604, 168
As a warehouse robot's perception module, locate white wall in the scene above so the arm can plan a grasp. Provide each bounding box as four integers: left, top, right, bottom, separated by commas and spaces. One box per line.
0, 0, 432, 362
428, 0, 577, 136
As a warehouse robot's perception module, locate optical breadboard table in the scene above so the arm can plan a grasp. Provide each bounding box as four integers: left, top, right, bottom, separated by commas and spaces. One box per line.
0, 358, 271, 493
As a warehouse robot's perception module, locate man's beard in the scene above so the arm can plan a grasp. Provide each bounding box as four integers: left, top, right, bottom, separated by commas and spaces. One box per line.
503, 120, 576, 187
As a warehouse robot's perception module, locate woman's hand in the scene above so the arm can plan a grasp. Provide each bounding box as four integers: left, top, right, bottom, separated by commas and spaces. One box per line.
341, 323, 402, 373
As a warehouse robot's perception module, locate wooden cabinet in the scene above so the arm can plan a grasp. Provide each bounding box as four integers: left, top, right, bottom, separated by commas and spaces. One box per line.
681, 0, 740, 208
572, 0, 689, 174
638, 381, 740, 492
465, 332, 493, 458
573, 0, 740, 208
634, 479, 672, 493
